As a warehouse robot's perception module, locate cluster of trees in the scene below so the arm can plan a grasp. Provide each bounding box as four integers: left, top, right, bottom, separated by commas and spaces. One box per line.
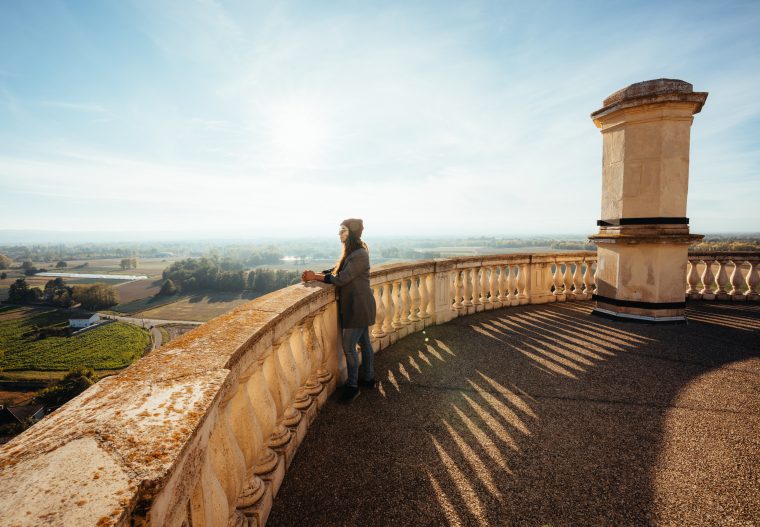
691, 240, 760, 251
35, 368, 96, 407
550, 241, 596, 251
159, 258, 300, 295
6, 277, 119, 310
72, 284, 119, 310
162, 258, 246, 292
43, 277, 74, 307
21, 261, 47, 276
120, 258, 138, 269
8, 278, 41, 304
0, 253, 12, 269
247, 268, 301, 293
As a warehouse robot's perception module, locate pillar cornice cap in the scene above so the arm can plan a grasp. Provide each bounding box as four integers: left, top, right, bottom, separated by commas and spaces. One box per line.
591, 78, 708, 123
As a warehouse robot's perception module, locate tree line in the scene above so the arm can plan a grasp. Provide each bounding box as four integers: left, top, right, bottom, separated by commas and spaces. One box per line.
6, 277, 119, 310
159, 258, 300, 296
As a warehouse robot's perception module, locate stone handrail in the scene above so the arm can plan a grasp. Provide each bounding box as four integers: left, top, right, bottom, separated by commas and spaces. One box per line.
0, 252, 597, 527
368, 252, 597, 353
686, 251, 760, 301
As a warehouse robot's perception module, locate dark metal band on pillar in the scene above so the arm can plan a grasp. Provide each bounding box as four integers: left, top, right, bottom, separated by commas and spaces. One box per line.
596, 217, 689, 227
591, 294, 686, 310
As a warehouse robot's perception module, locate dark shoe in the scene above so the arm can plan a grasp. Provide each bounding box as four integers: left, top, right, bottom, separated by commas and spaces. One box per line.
339, 385, 360, 403
359, 378, 376, 389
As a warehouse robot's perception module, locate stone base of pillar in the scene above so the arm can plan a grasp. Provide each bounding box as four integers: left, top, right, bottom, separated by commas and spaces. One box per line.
590, 237, 699, 324
592, 303, 686, 324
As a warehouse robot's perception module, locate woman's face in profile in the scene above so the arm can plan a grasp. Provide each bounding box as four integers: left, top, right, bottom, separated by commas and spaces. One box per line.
339, 225, 349, 243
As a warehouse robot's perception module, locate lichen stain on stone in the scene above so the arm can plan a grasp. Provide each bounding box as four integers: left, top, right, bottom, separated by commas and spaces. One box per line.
0, 284, 335, 525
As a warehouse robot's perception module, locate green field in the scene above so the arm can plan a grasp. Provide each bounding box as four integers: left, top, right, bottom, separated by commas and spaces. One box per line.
0, 310, 151, 371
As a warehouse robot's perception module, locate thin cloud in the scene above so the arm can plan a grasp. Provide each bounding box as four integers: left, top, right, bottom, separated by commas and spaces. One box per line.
38, 100, 110, 113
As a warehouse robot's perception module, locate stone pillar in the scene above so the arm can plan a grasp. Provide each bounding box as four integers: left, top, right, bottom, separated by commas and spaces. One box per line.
588, 79, 707, 323
431, 259, 455, 325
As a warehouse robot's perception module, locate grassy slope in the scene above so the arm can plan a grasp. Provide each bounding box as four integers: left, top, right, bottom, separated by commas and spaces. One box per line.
0, 310, 151, 371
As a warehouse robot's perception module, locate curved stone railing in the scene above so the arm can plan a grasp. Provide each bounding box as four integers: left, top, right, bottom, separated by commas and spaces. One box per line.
368, 252, 597, 353
0, 252, 596, 527
686, 251, 760, 301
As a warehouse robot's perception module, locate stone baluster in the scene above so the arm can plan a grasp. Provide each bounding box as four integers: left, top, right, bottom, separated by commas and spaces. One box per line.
480, 266, 489, 304
304, 316, 324, 380
453, 270, 463, 310
418, 274, 429, 319
745, 259, 760, 301
209, 389, 247, 521
312, 310, 336, 406
715, 259, 730, 300
507, 265, 518, 306
409, 277, 421, 322
700, 258, 716, 300
190, 447, 230, 526
382, 283, 394, 334
229, 371, 261, 473
686, 259, 701, 298
552, 261, 563, 299
247, 366, 277, 444
289, 325, 311, 387
728, 259, 746, 300
572, 262, 583, 299
400, 278, 412, 324
277, 335, 301, 400
449, 271, 456, 305
262, 346, 290, 418
392, 280, 405, 328
583, 259, 594, 298
471, 267, 482, 307
372, 285, 386, 337
497, 265, 508, 302
425, 273, 435, 318
462, 269, 473, 307
562, 260, 574, 300
489, 266, 499, 305
233, 368, 272, 525
236, 474, 268, 527
518, 263, 530, 304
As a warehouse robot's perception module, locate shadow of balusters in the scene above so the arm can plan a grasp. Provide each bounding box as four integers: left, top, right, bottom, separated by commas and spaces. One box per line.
423, 372, 543, 526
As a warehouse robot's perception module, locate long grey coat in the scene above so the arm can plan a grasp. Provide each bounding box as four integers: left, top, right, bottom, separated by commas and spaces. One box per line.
327, 248, 376, 328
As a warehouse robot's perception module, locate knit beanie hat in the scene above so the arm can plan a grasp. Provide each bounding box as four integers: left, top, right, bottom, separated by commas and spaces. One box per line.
341, 218, 364, 238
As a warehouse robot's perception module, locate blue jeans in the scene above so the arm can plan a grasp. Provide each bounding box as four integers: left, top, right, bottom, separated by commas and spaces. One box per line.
341, 327, 374, 387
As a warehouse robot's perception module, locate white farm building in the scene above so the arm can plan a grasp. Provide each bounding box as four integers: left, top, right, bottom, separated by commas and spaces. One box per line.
69, 313, 100, 328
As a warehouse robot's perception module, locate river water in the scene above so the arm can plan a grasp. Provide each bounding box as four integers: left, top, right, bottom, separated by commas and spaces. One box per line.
36, 272, 148, 281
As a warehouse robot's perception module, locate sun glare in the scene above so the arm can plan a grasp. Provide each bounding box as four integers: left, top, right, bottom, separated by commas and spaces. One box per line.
270, 103, 329, 167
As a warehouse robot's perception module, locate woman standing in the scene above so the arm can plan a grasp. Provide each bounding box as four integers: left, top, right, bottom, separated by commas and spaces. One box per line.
301, 218, 376, 403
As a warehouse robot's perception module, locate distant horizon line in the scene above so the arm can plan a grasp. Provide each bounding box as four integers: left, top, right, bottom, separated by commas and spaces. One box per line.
0, 228, 757, 245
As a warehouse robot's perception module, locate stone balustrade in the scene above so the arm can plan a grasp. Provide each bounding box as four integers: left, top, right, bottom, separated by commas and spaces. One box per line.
0, 251, 594, 527
686, 251, 760, 302
2, 249, 758, 526
367, 252, 598, 353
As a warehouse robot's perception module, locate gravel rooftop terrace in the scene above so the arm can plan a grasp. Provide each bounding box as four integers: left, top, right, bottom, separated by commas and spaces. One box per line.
268, 301, 760, 527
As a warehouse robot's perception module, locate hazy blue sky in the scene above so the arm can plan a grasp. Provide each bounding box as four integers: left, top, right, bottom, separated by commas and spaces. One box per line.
1, 0, 758, 239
